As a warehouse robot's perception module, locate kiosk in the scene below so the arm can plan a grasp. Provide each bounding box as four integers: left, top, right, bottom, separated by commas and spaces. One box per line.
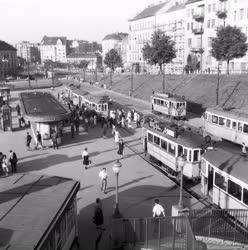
0, 103, 12, 131
19, 92, 71, 146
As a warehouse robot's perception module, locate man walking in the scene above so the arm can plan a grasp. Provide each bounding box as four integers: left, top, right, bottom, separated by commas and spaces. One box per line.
152, 199, 165, 217
36, 131, 43, 149
51, 130, 58, 150
9, 150, 18, 173
82, 148, 90, 169
26, 132, 32, 150
99, 168, 107, 193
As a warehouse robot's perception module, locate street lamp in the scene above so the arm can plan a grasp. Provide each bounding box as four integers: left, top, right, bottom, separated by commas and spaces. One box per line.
1, 57, 8, 84
112, 159, 122, 218
177, 155, 186, 209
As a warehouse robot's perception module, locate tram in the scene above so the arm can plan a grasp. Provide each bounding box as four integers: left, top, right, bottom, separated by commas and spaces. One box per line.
202, 107, 248, 146
64, 86, 109, 117
151, 92, 186, 119
201, 146, 248, 211
144, 115, 204, 180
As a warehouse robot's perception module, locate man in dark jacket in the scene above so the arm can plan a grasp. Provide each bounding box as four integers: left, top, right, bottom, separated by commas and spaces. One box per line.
93, 198, 104, 230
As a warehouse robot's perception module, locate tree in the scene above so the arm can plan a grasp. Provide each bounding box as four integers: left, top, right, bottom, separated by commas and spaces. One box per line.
184, 54, 200, 73
77, 60, 89, 81
211, 25, 248, 74
142, 30, 176, 92
104, 49, 122, 86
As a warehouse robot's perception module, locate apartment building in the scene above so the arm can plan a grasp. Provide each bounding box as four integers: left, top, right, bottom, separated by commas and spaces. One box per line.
16, 41, 41, 63
102, 33, 128, 67
40, 36, 67, 63
186, 0, 248, 73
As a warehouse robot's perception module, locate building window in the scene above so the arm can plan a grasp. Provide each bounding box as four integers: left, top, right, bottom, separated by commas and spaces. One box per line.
191, 22, 194, 30
213, 3, 216, 12
212, 19, 215, 28
187, 9, 190, 17
234, 11, 237, 21
228, 179, 241, 200
240, 9, 244, 20
215, 172, 226, 191
207, 20, 211, 28
191, 8, 194, 16
208, 37, 212, 47
208, 4, 211, 13
188, 38, 192, 48
187, 23, 190, 30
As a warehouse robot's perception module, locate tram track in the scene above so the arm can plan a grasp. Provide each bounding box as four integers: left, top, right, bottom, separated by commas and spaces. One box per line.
118, 126, 219, 210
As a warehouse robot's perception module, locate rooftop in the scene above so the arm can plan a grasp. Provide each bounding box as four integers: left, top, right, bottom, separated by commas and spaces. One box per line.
202, 145, 248, 184
19, 92, 71, 122
102, 33, 128, 41
41, 36, 67, 46
0, 173, 80, 249
130, 2, 167, 21
0, 41, 16, 52
186, 0, 204, 5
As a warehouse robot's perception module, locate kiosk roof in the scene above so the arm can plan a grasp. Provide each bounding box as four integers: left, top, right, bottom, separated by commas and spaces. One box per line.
0, 174, 80, 249
20, 92, 71, 122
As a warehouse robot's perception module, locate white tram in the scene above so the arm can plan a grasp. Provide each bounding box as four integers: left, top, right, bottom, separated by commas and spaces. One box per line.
151, 92, 187, 119
202, 107, 248, 146
201, 146, 248, 211
64, 86, 109, 117
144, 117, 204, 180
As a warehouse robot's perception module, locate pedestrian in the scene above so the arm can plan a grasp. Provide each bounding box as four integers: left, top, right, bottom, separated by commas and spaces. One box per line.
93, 115, 97, 127
121, 116, 125, 128
99, 168, 107, 193
117, 139, 125, 159
112, 124, 116, 135
26, 132, 32, 150
152, 199, 165, 217
93, 198, 105, 230
51, 130, 58, 150
84, 117, 89, 132
90, 116, 94, 128
16, 104, 21, 116
75, 118, 80, 134
36, 131, 43, 149
71, 123, 75, 138
102, 122, 107, 138
2, 155, 9, 176
114, 130, 120, 144
82, 148, 90, 169
9, 150, 18, 173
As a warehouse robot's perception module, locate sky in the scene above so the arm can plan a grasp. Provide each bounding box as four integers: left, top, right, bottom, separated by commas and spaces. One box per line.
0, 0, 157, 44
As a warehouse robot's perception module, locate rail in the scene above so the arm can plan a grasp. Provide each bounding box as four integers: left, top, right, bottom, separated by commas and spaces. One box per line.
110, 216, 206, 250
188, 209, 248, 244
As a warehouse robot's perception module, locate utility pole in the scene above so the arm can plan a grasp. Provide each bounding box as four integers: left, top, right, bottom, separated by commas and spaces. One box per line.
27, 61, 31, 88
130, 64, 133, 96
162, 64, 165, 93
216, 63, 220, 105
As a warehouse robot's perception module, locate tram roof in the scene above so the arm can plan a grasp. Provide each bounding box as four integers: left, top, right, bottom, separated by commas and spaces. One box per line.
0, 173, 80, 249
67, 85, 110, 104
19, 92, 71, 122
152, 93, 185, 103
206, 107, 248, 123
145, 124, 204, 148
202, 147, 248, 184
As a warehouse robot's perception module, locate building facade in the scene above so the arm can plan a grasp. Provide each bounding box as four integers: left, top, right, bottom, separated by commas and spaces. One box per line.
102, 33, 128, 67
0, 40, 17, 77
40, 36, 67, 63
128, 0, 248, 74
67, 39, 102, 55
16, 41, 41, 63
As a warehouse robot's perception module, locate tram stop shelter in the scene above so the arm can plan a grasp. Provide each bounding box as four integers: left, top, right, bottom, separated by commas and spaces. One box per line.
19, 91, 71, 147
0, 173, 80, 249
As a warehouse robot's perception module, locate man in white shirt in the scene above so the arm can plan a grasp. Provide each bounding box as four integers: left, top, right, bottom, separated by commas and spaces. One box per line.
99, 168, 108, 193
152, 199, 165, 217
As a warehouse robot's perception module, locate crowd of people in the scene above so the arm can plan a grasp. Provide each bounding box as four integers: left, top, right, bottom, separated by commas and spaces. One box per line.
0, 150, 18, 177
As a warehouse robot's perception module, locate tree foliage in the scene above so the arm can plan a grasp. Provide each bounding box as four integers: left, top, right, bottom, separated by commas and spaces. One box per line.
104, 49, 122, 71
184, 54, 200, 73
211, 25, 248, 74
142, 30, 176, 72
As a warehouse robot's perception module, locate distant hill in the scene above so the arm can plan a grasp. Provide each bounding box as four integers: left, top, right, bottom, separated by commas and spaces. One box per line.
98, 74, 248, 112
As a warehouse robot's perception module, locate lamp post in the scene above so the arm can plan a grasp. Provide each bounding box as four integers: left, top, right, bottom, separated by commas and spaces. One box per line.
1, 57, 8, 85
112, 159, 122, 218
177, 155, 186, 209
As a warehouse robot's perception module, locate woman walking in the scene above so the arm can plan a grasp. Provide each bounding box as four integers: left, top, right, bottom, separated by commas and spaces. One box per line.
2, 155, 9, 176
117, 139, 125, 159
82, 148, 90, 169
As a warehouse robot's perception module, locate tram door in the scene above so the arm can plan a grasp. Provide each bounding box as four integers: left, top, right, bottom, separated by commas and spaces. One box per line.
208, 166, 214, 196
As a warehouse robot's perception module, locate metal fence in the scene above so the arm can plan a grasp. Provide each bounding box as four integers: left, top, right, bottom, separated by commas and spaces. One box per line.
188, 209, 248, 244
111, 216, 206, 250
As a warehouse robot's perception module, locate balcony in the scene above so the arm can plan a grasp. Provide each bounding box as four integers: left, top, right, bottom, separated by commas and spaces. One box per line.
216, 9, 227, 19
192, 27, 204, 35
193, 13, 204, 22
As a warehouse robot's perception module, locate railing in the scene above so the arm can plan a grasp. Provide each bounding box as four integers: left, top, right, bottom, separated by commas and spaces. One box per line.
188, 209, 248, 244
111, 216, 205, 250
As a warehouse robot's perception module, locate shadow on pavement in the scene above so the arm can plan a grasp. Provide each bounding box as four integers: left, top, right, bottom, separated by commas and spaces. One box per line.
77, 185, 192, 250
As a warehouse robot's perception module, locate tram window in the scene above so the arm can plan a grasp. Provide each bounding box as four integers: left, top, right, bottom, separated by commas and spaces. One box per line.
238, 122, 243, 132
215, 172, 226, 191
168, 143, 175, 155
228, 179, 241, 200
232, 121, 237, 129
148, 133, 153, 143
154, 136, 160, 145
193, 150, 199, 162
212, 115, 218, 124
226, 119, 231, 128
243, 188, 248, 205
207, 114, 211, 122
219, 117, 225, 126
178, 145, 183, 156
161, 139, 167, 150
161, 100, 164, 106
183, 148, 188, 159
244, 124, 248, 133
